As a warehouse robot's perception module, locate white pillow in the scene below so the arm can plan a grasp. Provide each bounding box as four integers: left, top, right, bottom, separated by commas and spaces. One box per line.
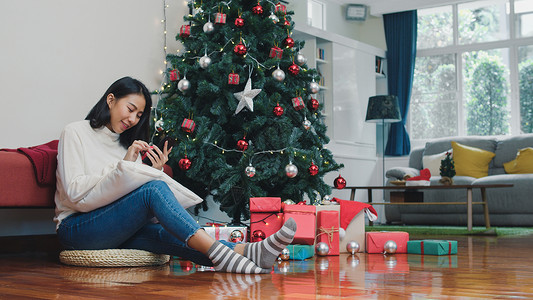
422, 150, 451, 177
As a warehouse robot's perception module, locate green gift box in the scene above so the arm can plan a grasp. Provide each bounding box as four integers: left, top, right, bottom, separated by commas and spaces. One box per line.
287, 244, 315, 260
407, 240, 458, 255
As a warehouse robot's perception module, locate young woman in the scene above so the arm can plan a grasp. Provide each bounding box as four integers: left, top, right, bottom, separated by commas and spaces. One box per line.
54, 77, 296, 274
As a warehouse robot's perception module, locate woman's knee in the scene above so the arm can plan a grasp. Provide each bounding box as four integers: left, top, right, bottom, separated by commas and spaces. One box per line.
143, 180, 170, 192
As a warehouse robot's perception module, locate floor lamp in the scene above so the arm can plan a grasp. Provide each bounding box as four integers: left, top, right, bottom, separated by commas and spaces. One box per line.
365, 95, 402, 186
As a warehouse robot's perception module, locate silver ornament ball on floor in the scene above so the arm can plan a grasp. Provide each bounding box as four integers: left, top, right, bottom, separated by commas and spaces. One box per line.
346, 241, 360, 255
203, 21, 214, 33
285, 163, 298, 178
315, 242, 329, 256
384, 240, 397, 254
178, 78, 190, 92
272, 67, 285, 82
278, 248, 290, 261
199, 55, 211, 69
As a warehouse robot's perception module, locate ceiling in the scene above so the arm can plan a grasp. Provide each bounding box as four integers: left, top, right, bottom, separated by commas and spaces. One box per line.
337, 0, 468, 16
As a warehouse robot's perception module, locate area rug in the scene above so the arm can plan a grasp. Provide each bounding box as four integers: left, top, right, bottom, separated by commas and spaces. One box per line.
365, 225, 533, 236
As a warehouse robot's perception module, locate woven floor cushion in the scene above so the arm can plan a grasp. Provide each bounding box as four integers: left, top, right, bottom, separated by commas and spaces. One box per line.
59, 249, 170, 267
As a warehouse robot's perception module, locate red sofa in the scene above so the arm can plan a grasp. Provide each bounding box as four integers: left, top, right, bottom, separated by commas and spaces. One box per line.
0, 141, 173, 208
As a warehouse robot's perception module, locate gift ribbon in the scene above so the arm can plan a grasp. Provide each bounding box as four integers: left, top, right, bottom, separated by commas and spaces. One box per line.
420, 241, 453, 254
315, 226, 339, 249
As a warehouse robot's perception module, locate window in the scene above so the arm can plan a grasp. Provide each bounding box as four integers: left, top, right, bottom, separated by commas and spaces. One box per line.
308, 0, 325, 30
411, 0, 533, 141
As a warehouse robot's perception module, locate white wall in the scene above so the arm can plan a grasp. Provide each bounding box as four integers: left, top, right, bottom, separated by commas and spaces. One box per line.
0, 0, 188, 236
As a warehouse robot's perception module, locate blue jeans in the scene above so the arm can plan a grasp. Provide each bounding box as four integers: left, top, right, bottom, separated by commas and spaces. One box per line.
57, 180, 236, 266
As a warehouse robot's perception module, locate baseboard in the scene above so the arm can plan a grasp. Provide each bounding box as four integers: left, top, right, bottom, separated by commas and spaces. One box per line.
0, 234, 62, 256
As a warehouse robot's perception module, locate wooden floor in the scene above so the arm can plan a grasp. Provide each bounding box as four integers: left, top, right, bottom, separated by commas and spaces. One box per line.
1, 234, 533, 299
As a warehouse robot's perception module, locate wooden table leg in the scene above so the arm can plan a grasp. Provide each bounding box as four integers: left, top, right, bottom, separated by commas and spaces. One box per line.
367, 188, 373, 226
467, 188, 473, 231
350, 188, 356, 201
481, 187, 491, 229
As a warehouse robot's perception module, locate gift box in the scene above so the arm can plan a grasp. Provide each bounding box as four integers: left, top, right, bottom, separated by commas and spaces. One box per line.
250, 212, 283, 239
366, 231, 409, 254
366, 253, 410, 274
283, 203, 316, 245
250, 197, 281, 212
408, 254, 458, 268
179, 25, 190, 38
228, 72, 240, 85
181, 118, 195, 133
269, 46, 283, 59
291, 96, 305, 111
407, 240, 458, 255
286, 244, 314, 260
316, 210, 340, 255
215, 12, 226, 24
169, 69, 179, 81
203, 226, 248, 243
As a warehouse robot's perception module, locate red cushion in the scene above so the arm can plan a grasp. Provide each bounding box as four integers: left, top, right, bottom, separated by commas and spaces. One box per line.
0, 151, 55, 207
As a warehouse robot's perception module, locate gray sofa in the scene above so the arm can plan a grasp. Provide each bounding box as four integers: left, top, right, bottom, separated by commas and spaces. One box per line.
385, 134, 533, 226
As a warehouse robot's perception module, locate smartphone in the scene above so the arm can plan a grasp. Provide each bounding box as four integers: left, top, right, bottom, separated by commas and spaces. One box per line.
142, 136, 176, 166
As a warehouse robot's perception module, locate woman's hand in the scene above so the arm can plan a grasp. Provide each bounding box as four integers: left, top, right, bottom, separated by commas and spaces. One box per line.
143, 141, 173, 171
124, 140, 150, 162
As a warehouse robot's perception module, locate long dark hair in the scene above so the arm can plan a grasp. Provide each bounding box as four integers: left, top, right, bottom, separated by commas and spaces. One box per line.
85, 77, 152, 149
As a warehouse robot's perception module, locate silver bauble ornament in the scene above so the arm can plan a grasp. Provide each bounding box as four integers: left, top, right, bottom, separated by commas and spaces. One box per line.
229, 230, 244, 243
295, 53, 307, 66
154, 119, 164, 132
315, 242, 329, 256
303, 118, 311, 130
384, 240, 398, 254
278, 248, 290, 261
323, 195, 331, 202
199, 55, 211, 69
245, 164, 256, 177
177, 78, 191, 92
203, 21, 214, 33
346, 241, 360, 255
285, 163, 298, 178
283, 199, 295, 205
272, 67, 285, 82
269, 13, 279, 23
309, 81, 320, 94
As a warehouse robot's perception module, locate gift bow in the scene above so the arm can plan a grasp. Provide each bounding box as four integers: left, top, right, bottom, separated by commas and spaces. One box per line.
315, 226, 339, 248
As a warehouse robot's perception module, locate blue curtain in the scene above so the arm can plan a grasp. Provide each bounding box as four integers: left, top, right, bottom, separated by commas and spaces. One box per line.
383, 10, 417, 156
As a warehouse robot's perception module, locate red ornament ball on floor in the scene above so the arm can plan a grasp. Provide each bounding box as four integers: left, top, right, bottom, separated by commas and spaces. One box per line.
252, 230, 265, 242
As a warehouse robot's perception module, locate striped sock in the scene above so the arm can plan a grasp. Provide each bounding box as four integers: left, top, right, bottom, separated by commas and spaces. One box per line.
207, 241, 269, 274
244, 218, 297, 269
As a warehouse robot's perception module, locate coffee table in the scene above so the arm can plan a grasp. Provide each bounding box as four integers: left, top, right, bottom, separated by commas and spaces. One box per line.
345, 184, 513, 231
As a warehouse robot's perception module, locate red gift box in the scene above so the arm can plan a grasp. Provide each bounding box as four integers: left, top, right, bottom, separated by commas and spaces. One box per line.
228, 72, 240, 85
250, 212, 283, 239
180, 25, 191, 38
275, 2, 287, 13
366, 231, 409, 254
250, 197, 281, 212
283, 203, 316, 245
269, 46, 283, 59
181, 118, 195, 133
215, 12, 226, 24
316, 210, 340, 255
170, 69, 179, 81
367, 253, 410, 274
292, 96, 305, 111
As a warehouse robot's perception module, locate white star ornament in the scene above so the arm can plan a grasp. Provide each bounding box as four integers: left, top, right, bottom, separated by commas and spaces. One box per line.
233, 78, 262, 115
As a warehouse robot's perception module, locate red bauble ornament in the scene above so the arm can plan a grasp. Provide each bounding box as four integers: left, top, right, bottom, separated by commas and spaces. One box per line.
310, 98, 320, 111
252, 4, 264, 15
234, 42, 247, 56
288, 63, 300, 75
334, 175, 347, 189
179, 157, 192, 171
252, 230, 266, 242
235, 16, 244, 27
273, 104, 284, 116
308, 162, 319, 176
283, 36, 295, 48
284, 19, 290, 26
297, 201, 305, 205
236, 139, 249, 151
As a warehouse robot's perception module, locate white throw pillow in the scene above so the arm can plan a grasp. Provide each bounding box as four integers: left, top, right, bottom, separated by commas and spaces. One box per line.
422, 150, 451, 177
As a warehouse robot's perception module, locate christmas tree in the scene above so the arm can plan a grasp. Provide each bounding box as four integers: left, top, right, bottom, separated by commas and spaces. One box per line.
439, 152, 455, 185
154, 0, 343, 222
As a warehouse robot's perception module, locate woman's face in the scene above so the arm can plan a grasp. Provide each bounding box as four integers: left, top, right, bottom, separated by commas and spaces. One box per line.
105, 93, 146, 134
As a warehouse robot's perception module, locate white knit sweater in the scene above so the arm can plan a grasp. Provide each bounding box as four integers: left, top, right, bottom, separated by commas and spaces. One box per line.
54, 120, 202, 228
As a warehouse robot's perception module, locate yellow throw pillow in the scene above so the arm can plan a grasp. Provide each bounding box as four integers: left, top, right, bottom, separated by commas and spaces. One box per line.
451, 141, 495, 178
503, 147, 533, 174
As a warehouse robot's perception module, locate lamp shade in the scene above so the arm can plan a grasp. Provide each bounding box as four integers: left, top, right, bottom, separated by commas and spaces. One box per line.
365, 95, 401, 123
